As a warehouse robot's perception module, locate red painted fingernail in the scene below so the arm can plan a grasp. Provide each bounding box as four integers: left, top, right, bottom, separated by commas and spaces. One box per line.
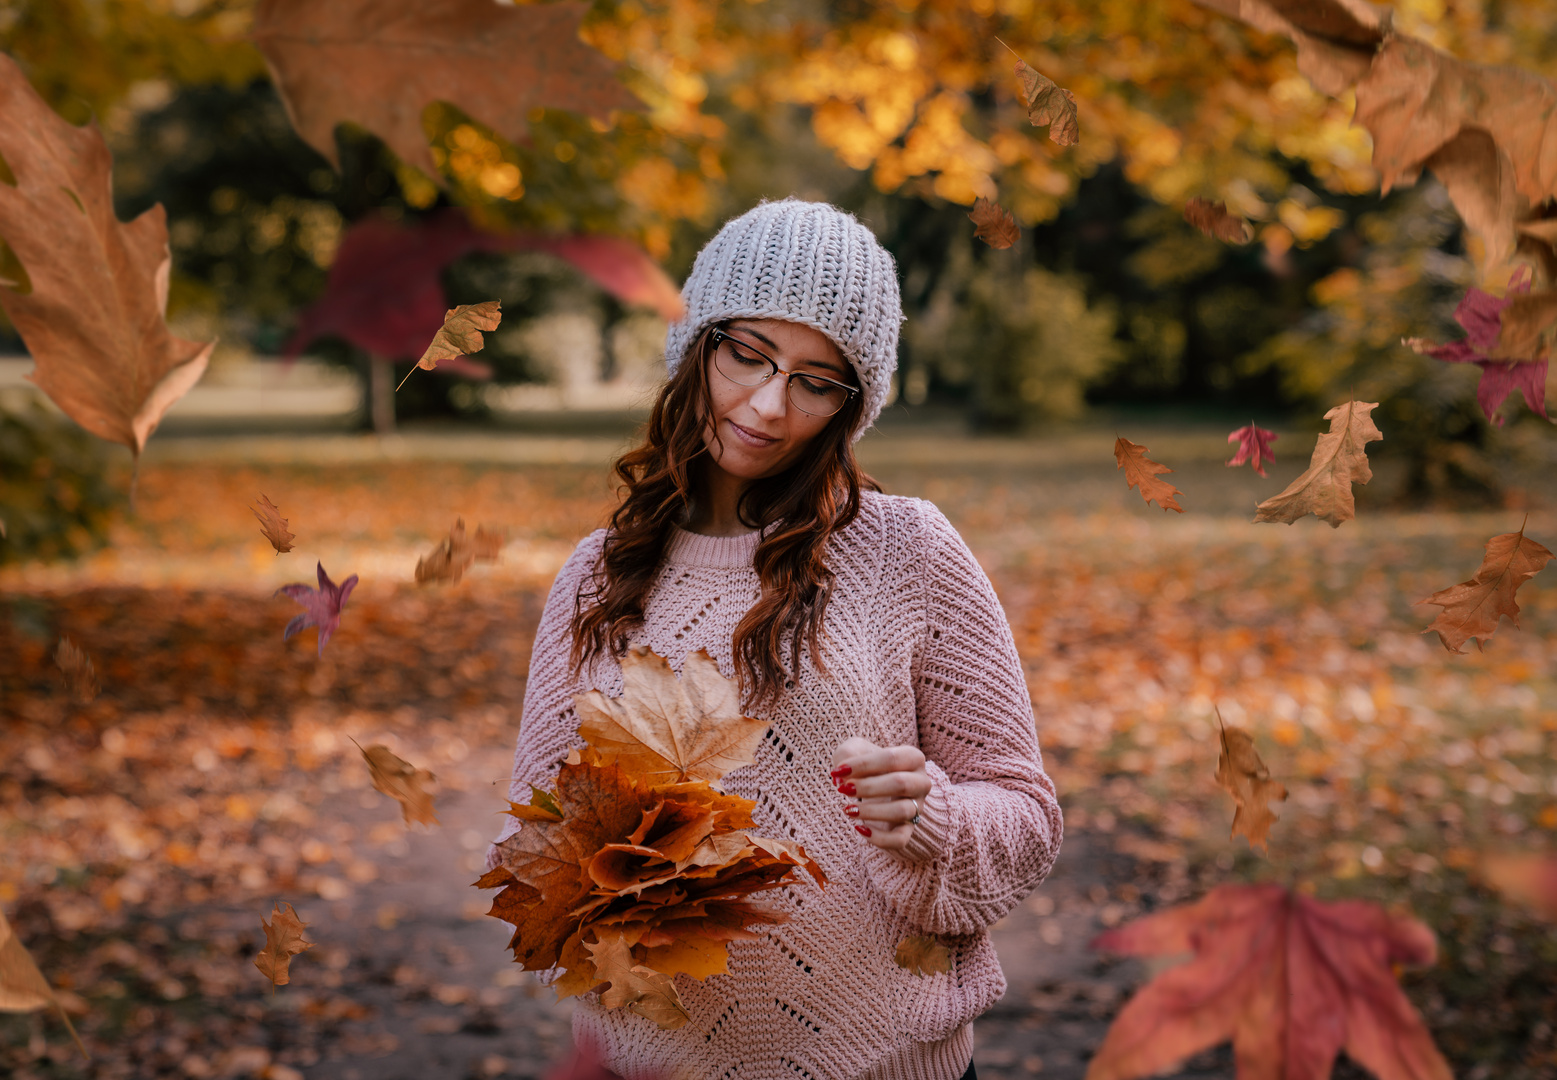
838, 782, 856, 796
854, 825, 872, 837
830, 765, 852, 779
844, 805, 859, 818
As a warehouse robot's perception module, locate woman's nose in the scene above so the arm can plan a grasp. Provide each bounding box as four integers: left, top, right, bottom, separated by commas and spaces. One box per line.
748, 372, 789, 418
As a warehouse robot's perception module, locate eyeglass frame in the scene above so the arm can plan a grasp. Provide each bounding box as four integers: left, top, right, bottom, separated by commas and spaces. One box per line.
706, 327, 861, 418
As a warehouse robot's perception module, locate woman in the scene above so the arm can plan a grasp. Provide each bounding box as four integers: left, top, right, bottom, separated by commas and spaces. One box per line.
489, 198, 1062, 1080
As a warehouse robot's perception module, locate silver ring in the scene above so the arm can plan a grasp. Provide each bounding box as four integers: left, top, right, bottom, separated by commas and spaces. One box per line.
909, 799, 921, 826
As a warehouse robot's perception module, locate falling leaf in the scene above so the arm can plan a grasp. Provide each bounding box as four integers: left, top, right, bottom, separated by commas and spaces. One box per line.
1405, 267, 1548, 425
894, 934, 951, 976
415, 517, 507, 585
0, 53, 211, 460
253, 902, 313, 988
587, 933, 691, 1030
1253, 399, 1380, 527
277, 561, 359, 656
252, 495, 295, 554
397, 301, 502, 391
1014, 59, 1079, 146
1419, 525, 1554, 653
251, 0, 641, 182
1113, 437, 1185, 514
1183, 198, 1251, 244
355, 740, 438, 826
1195, 0, 1386, 97
574, 646, 770, 785
1479, 853, 1557, 921
0, 908, 86, 1056
1087, 884, 1452, 1080
1225, 424, 1277, 476
53, 636, 99, 703
1214, 714, 1287, 852
968, 198, 1018, 249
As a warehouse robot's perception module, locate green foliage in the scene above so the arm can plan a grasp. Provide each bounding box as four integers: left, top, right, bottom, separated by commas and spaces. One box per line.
0, 400, 122, 564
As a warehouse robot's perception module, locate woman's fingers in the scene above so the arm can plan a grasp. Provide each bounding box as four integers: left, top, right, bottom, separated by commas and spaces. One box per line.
845, 768, 931, 802
852, 819, 914, 851
850, 798, 922, 827
834, 743, 925, 781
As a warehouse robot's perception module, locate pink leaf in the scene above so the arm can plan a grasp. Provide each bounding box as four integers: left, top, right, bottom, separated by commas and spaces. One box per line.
1226, 424, 1278, 476
277, 561, 359, 656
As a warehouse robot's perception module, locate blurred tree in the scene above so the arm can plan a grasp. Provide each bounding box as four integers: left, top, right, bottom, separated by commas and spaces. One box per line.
0, 399, 122, 564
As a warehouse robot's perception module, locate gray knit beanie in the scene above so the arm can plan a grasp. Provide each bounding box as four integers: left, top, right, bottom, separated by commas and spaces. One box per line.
664, 198, 903, 440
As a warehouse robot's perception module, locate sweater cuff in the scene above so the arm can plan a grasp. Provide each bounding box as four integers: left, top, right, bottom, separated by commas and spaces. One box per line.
893, 759, 955, 865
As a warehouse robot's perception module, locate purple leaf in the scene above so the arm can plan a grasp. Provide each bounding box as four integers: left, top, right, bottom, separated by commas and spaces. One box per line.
1406, 266, 1547, 426
277, 561, 359, 656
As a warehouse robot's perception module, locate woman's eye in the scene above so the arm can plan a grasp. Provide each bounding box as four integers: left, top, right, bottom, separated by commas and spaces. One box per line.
729, 346, 766, 366
794, 376, 839, 398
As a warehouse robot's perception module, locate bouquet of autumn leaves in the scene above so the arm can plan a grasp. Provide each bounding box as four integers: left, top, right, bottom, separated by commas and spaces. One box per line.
475, 645, 825, 1029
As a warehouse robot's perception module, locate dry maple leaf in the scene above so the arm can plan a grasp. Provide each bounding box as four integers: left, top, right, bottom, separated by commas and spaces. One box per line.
968, 198, 1019, 249
574, 646, 769, 785
54, 636, 99, 703
252, 494, 295, 554
587, 932, 691, 1030
1, 907, 86, 1056
1183, 197, 1252, 244
277, 561, 359, 656
1014, 58, 1079, 146
415, 517, 507, 586
254, 902, 313, 989
354, 740, 438, 826
396, 301, 502, 391
1087, 883, 1452, 1080
1419, 524, 1554, 653
1253, 399, 1380, 527
1214, 714, 1287, 852
894, 934, 952, 977
1194, 0, 1386, 97
0, 53, 212, 460
1113, 437, 1185, 513
1226, 423, 1277, 476
251, 0, 641, 182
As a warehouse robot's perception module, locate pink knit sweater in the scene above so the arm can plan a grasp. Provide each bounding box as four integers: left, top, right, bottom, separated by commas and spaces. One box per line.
488, 491, 1062, 1080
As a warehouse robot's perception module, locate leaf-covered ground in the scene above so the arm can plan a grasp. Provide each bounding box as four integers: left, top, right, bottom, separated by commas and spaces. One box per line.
3, 433, 1556, 1079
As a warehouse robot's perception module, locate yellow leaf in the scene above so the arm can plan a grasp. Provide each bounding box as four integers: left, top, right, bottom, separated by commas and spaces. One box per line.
894, 933, 951, 976
643, 934, 730, 979
587, 932, 691, 1030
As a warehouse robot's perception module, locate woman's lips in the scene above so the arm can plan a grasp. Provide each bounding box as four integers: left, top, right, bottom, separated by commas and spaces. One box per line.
727, 420, 778, 447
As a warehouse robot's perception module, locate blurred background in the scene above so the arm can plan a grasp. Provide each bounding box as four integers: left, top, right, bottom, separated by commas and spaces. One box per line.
4, 2, 1557, 1079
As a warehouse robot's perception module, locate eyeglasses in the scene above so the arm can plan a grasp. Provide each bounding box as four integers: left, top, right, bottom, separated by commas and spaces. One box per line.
708, 329, 859, 418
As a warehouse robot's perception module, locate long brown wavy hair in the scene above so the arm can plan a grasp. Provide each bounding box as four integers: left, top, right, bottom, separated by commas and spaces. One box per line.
569, 324, 880, 707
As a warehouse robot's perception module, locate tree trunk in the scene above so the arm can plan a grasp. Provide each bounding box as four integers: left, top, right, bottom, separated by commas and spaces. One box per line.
368, 355, 395, 434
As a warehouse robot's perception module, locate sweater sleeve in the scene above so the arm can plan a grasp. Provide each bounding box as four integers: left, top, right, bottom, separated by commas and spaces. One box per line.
859, 501, 1063, 936
484, 530, 607, 872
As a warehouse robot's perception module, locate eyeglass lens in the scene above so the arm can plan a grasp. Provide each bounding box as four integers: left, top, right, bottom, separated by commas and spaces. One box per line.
713, 334, 852, 417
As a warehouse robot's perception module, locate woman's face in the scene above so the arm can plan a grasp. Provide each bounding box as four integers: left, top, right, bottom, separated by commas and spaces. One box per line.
700, 318, 856, 481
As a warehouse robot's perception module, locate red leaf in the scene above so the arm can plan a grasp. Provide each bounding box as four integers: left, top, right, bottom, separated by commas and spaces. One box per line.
1088, 884, 1452, 1080
1226, 424, 1278, 476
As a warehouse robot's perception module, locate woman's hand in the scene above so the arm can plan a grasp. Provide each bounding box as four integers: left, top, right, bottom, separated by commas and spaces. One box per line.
830, 737, 933, 852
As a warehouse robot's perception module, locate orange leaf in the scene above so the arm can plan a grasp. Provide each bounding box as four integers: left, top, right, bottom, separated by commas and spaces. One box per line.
251, 0, 641, 183
1419, 525, 1553, 653
1214, 717, 1287, 852
1253, 399, 1380, 527
397, 301, 503, 390
1183, 197, 1251, 244
1113, 437, 1185, 513
54, 637, 99, 704
254, 902, 313, 988
1088, 884, 1452, 1080
586, 932, 691, 1030
968, 197, 1018, 249
894, 934, 951, 977
0, 908, 85, 1057
415, 517, 507, 585
1479, 853, 1557, 921
1014, 59, 1079, 146
356, 741, 438, 826
0, 54, 212, 458
252, 495, 296, 555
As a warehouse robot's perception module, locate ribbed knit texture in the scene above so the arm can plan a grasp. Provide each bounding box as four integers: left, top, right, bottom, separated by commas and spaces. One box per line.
664, 198, 904, 440
489, 492, 1062, 1080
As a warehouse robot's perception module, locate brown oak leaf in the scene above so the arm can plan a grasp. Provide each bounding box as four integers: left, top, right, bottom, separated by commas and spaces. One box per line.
0, 53, 212, 459
574, 646, 769, 785
1253, 399, 1380, 527
1014, 59, 1079, 146
1183, 197, 1252, 244
1113, 437, 1185, 513
415, 517, 507, 585
251, 0, 641, 182
968, 198, 1018, 250
587, 932, 691, 1030
252, 494, 295, 554
0, 908, 86, 1056
254, 902, 313, 988
355, 740, 438, 826
1214, 714, 1287, 853
54, 637, 99, 703
1419, 525, 1554, 653
1087, 884, 1452, 1080
894, 934, 952, 977
396, 301, 502, 391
